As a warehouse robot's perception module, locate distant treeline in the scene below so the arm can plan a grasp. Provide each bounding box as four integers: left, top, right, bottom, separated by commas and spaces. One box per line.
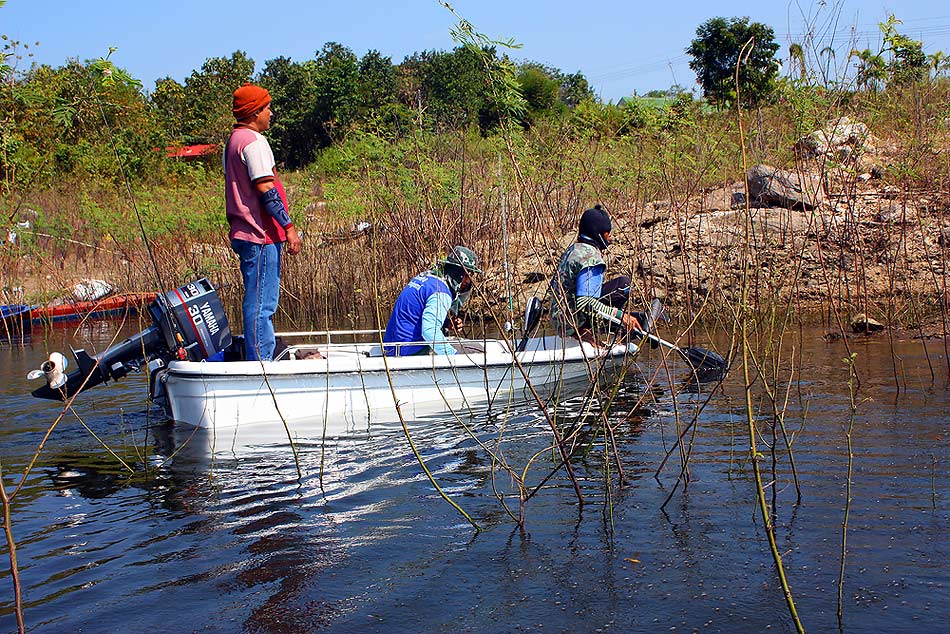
1, 12, 944, 189
0, 41, 603, 184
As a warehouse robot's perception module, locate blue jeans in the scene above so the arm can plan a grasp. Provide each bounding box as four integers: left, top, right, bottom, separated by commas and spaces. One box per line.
231, 239, 282, 361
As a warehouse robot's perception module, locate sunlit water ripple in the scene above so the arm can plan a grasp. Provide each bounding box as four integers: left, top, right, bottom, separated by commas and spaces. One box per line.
1, 321, 947, 633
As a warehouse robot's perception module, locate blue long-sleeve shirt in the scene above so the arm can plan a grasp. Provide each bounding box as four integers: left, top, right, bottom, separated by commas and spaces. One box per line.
420, 292, 456, 355
383, 272, 457, 356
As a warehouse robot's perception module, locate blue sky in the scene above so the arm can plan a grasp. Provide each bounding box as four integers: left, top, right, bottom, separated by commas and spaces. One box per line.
3, 0, 950, 101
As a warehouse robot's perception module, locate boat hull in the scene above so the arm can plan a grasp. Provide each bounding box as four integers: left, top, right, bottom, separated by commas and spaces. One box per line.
2, 293, 157, 331
30, 293, 157, 324
1, 304, 34, 334
154, 335, 639, 437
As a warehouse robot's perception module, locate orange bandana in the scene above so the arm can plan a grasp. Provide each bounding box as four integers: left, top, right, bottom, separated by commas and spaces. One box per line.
232, 84, 271, 120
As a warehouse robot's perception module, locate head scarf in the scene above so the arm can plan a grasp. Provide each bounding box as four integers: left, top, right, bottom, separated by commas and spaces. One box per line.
232, 84, 271, 120
577, 204, 612, 250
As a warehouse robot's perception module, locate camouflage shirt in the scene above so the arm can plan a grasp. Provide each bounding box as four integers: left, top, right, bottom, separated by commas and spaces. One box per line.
549, 242, 610, 335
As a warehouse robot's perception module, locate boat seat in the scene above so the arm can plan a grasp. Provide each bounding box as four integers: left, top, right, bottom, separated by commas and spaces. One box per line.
363, 342, 487, 357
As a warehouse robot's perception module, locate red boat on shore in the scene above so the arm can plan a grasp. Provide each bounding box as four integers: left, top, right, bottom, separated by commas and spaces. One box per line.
1, 292, 158, 333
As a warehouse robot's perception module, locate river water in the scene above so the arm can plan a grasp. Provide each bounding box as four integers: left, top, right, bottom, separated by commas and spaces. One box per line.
1, 318, 947, 633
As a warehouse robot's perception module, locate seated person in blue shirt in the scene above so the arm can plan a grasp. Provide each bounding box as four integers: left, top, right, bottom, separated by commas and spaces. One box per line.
550, 204, 643, 345
383, 246, 482, 356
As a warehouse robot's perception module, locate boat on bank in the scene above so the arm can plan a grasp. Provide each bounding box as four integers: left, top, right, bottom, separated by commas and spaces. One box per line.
1, 303, 35, 333
2, 292, 157, 333
29, 292, 158, 325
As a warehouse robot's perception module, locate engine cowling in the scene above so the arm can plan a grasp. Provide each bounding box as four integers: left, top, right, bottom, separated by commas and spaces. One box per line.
29, 278, 231, 401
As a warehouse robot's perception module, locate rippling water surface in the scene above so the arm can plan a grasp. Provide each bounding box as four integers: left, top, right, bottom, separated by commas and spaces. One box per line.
1, 320, 948, 633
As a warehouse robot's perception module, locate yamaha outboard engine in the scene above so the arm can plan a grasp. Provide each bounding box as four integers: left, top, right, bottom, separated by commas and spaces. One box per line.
29, 278, 231, 401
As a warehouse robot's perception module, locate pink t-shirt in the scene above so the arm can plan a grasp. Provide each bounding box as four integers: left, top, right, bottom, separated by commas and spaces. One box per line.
223, 127, 288, 244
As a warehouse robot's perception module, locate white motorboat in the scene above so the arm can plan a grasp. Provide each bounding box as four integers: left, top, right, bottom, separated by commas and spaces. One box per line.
32, 278, 712, 448
150, 330, 640, 437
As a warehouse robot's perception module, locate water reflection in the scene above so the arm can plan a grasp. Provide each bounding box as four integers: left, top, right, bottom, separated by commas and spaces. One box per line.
1, 319, 948, 633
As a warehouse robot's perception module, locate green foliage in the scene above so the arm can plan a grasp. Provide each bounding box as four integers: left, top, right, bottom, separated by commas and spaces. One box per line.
152, 50, 254, 144
642, 85, 690, 99
662, 92, 698, 131
262, 44, 401, 168
559, 71, 594, 107
404, 46, 494, 129
848, 16, 933, 92
567, 96, 700, 139
312, 42, 361, 141
3, 20, 602, 194
569, 99, 623, 138
617, 98, 659, 133
517, 64, 562, 119
79, 193, 128, 241
439, 0, 527, 125
880, 16, 928, 87
2, 50, 164, 190
258, 55, 318, 167
774, 81, 836, 136
322, 178, 369, 220
687, 16, 780, 107
849, 48, 887, 92
150, 77, 189, 138
357, 50, 399, 121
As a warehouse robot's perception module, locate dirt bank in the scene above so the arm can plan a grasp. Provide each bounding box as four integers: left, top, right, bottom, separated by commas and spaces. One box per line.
489, 123, 949, 335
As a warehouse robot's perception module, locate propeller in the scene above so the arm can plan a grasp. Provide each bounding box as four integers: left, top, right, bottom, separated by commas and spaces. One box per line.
27, 352, 69, 390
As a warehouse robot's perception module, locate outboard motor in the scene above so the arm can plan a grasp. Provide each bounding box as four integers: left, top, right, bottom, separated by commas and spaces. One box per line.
29, 278, 231, 401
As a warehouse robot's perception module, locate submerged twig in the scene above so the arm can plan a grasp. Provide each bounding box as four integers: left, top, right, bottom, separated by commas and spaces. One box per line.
0, 457, 26, 633
837, 352, 859, 628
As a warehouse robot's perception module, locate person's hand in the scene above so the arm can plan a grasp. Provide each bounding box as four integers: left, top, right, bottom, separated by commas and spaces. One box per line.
447, 314, 464, 333
285, 225, 302, 255
621, 312, 642, 333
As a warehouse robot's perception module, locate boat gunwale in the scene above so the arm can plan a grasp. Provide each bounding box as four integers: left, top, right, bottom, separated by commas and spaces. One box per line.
161, 337, 638, 378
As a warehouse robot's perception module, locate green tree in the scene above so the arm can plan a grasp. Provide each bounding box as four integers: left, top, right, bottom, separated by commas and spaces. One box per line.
1, 34, 37, 194
880, 16, 927, 86
847, 16, 929, 91
516, 63, 562, 124
357, 50, 398, 113
558, 71, 594, 107
311, 42, 360, 144
150, 76, 189, 141
258, 55, 319, 167
5, 54, 159, 183
686, 16, 780, 106
177, 51, 255, 144
415, 46, 491, 129
440, 1, 526, 128
849, 48, 886, 92
928, 51, 949, 79
643, 84, 690, 99
355, 50, 410, 136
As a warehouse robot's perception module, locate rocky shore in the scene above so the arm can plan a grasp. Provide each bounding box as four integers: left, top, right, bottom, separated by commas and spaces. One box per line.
496, 118, 949, 335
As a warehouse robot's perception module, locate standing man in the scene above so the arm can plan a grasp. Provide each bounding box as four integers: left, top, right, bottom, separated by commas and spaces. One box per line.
550, 204, 642, 345
224, 83, 302, 361
383, 246, 482, 356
